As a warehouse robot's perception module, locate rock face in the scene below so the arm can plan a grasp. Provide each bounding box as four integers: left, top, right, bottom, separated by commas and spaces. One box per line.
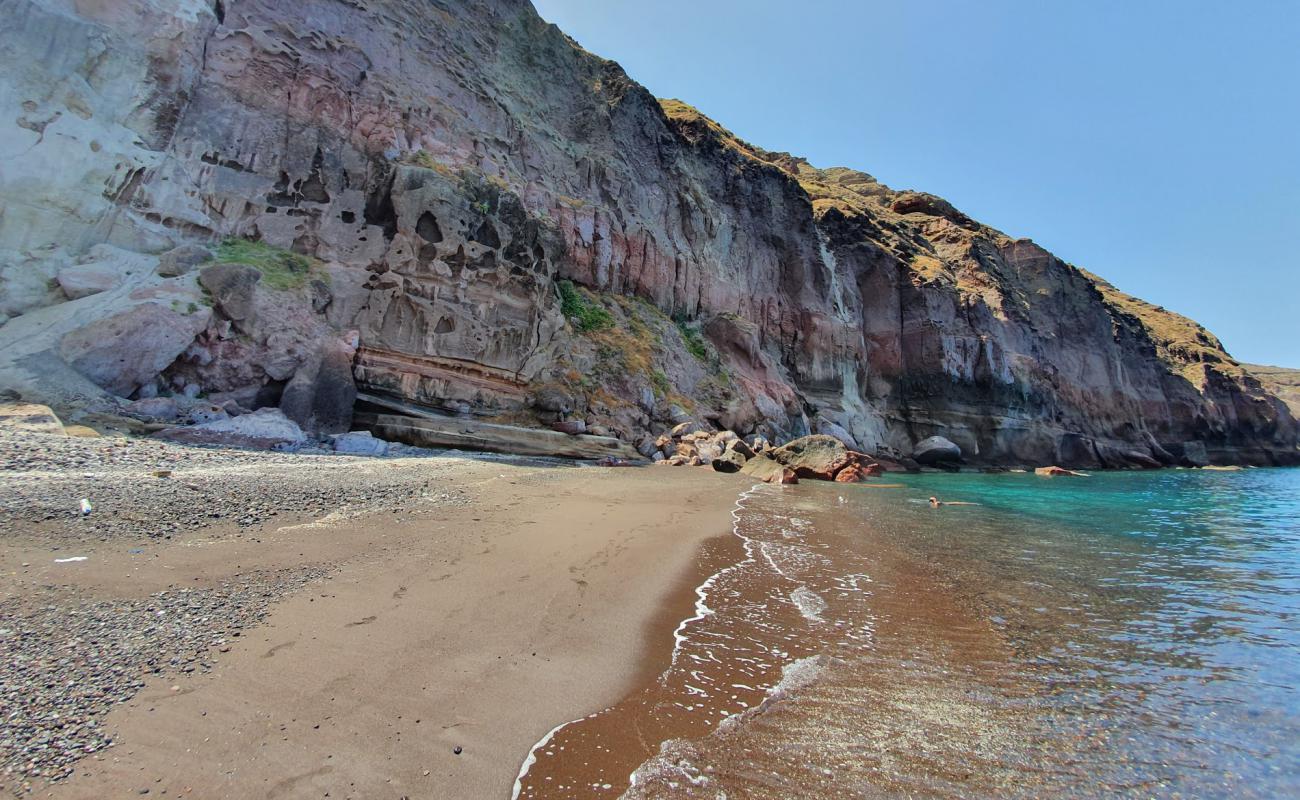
0, 0, 1296, 466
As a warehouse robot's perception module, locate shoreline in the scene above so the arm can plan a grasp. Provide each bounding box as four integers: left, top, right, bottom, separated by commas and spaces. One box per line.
0, 432, 741, 798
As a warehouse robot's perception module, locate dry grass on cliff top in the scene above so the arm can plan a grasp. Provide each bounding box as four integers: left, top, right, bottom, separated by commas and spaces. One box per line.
1082, 268, 1247, 379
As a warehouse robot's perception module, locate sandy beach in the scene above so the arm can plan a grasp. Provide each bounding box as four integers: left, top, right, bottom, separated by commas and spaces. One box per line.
0, 432, 740, 798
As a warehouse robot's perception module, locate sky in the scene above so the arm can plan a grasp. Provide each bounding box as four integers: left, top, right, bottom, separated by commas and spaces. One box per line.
531, 0, 1300, 367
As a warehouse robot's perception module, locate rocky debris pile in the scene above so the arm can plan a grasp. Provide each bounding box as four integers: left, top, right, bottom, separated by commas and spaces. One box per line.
0, 429, 462, 543
653, 426, 884, 484
0, 569, 327, 792
151, 407, 308, 451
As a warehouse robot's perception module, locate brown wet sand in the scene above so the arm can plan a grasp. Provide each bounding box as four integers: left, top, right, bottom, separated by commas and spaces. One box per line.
14, 459, 740, 799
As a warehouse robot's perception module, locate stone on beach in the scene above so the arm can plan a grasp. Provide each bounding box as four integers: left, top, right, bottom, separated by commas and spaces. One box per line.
711, 449, 747, 473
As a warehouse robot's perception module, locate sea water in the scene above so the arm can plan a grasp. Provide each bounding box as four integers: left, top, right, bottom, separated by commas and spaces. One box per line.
516, 468, 1300, 798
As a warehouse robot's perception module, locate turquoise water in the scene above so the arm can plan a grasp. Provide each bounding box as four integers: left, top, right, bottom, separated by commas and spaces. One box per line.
523, 467, 1300, 798
890, 468, 1300, 796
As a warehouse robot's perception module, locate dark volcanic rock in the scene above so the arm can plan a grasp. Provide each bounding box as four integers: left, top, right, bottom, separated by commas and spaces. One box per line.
279, 332, 360, 437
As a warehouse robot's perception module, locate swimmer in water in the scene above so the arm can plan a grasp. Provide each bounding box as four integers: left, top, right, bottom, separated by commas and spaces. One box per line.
929, 496, 979, 507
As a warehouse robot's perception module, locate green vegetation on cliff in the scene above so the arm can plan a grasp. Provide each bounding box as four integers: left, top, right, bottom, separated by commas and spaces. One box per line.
212, 239, 320, 291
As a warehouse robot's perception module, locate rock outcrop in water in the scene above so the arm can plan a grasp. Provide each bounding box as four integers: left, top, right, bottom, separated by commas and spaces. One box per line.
0, 0, 1295, 467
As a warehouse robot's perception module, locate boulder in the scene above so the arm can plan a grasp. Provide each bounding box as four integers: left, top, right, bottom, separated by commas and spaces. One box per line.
279, 332, 359, 437
1035, 465, 1088, 477
635, 436, 660, 460
712, 449, 747, 473
532, 386, 575, 414
186, 403, 229, 425
814, 418, 860, 450
63, 424, 102, 438
57, 263, 125, 299
912, 435, 962, 465
153, 407, 307, 450
835, 461, 885, 482
769, 434, 853, 480
860, 462, 884, 477
198, 263, 261, 332
670, 420, 710, 438
0, 402, 66, 435
60, 303, 211, 397
740, 454, 799, 484
727, 438, 756, 459
551, 419, 586, 435
834, 465, 865, 482
156, 244, 213, 277
125, 396, 179, 421
309, 279, 333, 313
666, 404, 692, 424
332, 430, 388, 456
694, 439, 724, 464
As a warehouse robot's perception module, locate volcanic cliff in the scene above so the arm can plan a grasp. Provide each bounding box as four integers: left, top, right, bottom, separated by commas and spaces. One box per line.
0, 0, 1294, 467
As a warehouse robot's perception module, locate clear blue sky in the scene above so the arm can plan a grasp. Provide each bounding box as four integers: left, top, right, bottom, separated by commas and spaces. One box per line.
532, 0, 1300, 367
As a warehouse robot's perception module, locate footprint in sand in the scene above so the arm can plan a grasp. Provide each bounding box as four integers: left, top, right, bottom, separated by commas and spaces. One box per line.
262, 641, 296, 659
392, 586, 407, 600
346, 615, 378, 627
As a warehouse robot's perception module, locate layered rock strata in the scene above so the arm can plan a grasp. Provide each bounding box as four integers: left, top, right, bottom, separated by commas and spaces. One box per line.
0, 0, 1294, 467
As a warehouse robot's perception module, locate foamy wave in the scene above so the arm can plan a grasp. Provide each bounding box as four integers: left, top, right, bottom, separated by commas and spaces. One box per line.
716, 654, 829, 734
621, 738, 711, 798
669, 483, 766, 665
790, 585, 828, 623
515, 483, 766, 797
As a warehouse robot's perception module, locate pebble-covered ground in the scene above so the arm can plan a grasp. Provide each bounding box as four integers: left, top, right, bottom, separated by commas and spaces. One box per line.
0, 430, 484, 795
0, 431, 458, 543
0, 569, 328, 792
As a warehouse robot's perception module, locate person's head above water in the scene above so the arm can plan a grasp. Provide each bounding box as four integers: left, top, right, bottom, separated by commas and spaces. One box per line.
929, 496, 940, 507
